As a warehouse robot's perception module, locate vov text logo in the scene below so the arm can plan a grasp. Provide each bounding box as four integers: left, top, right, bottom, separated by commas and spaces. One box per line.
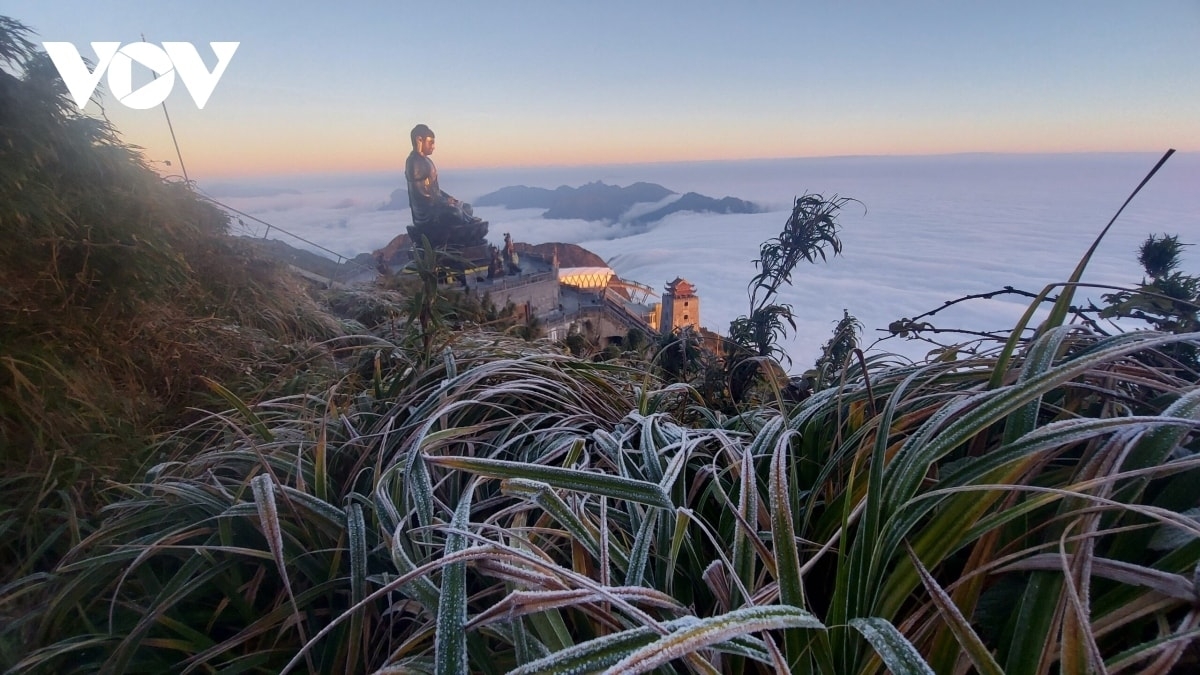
42, 41, 239, 110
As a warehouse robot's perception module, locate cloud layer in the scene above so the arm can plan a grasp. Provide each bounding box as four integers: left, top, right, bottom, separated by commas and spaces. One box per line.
209, 153, 1200, 367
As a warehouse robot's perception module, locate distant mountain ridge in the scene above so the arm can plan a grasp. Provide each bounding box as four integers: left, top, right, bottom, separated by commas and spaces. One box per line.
380, 180, 762, 224
476, 181, 676, 222
474, 180, 761, 225
379, 188, 408, 211
629, 192, 762, 225
472, 185, 566, 210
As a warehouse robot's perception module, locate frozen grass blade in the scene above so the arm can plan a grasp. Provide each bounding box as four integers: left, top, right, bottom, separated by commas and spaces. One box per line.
501, 478, 611, 566
13, 196, 1200, 674
1116, 386, 1200, 502
507, 615, 775, 674
998, 554, 1196, 602
507, 618, 693, 675
849, 617, 935, 675
403, 445, 435, 530
467, 587, 683, 630
732, 443, 758, 607
605, 605, 823, 674
1002, 324, 1075, 446
346, 503, 367, 674
434, 485, 474, 675
1105, 620, 1200, 673
624, 506, 658, 587
387, 523, 441, 610
888, 331, 1200, 509
426, 455, 673, 509
770, 427, 808, 665
248, 474, 314, 673
638, 414, 666, 483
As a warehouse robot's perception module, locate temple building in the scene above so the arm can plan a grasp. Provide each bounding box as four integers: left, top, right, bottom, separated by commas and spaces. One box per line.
660, 277, 700, 333
367, 233, 705, 348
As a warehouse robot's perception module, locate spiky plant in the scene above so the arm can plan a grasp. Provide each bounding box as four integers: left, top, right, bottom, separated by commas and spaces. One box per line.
725, 193, 858, 404
1103, 234, 1200, 357
806, 309, 864, 392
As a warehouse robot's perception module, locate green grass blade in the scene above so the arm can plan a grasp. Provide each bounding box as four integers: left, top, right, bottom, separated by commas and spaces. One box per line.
313, 417, 329, 504
1003, 572, 1062, 675
1043, 148, 1176, 331
990, 149, 1176, 385
203, 377, 274, 442
905, 543, 1003, 675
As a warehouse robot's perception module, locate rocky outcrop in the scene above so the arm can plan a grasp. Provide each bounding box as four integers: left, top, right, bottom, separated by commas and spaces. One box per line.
372, 232, 413, 269
512, 242, 607, 268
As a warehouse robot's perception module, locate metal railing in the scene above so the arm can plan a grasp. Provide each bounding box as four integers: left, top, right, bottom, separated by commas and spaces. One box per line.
547, 290, 656, 337
197, 191, 378, 286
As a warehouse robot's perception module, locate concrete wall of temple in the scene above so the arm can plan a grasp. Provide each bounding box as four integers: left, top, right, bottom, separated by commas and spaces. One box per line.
482, 276, 560, 320
543, 308, 633, 346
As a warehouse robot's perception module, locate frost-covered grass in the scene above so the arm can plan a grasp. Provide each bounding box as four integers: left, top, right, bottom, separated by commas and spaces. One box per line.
10, 325, 1199, 673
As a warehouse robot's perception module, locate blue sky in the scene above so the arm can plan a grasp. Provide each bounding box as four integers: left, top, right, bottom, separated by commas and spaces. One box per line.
7, 1, 1199, 177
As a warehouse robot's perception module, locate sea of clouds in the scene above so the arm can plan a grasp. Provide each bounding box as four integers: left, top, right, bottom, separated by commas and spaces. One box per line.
203, 152, 1200, 368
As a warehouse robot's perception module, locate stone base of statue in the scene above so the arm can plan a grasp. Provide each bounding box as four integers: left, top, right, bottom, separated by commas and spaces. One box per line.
373, 216, 491, 278
406, 218, 492, 284
406, 218, 488, 251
